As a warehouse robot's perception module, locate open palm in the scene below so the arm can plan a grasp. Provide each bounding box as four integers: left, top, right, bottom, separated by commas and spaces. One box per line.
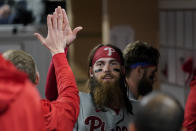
34, 6, 82, 55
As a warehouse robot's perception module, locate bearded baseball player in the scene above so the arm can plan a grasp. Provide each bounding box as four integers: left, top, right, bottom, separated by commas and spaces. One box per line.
74, 44, 133, 131
123, 41, 160, 100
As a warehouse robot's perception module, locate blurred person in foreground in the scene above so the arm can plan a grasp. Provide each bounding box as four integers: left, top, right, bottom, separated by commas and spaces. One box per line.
0, 53, 45, 130
129, 92, 186, 131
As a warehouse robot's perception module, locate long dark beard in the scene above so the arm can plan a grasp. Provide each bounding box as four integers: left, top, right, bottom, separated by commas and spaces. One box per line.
89, 75, 125, 111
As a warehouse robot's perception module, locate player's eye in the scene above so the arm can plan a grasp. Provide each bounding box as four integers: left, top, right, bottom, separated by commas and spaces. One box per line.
96, 62, 103, 66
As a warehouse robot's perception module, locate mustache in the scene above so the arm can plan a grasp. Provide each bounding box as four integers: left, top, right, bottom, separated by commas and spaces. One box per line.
101, 73, 114, 79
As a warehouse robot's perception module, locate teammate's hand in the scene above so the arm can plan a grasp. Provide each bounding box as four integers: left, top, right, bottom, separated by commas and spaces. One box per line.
55, 6, 82, 47
34, 6, 82, 55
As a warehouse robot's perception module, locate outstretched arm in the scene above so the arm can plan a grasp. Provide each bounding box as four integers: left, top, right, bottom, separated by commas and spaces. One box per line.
35, 6, 82, 130
43, 7, 82, 101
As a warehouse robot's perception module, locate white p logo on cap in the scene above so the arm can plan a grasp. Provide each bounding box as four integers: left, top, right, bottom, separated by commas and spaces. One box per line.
104, 47, 115, 56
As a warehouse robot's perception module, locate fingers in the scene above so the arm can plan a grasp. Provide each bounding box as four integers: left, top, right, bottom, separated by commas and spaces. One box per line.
53, 6, 69, 31
57, 14, 63, 31
62, 9, 71, 31
73, 26, 83, 36
47, 15, 52, 32
34, 33, 45, 45
52, 12, 57, 30
57, 7, 63, 30
53, 6, 64, 30
56, 6, 62, 14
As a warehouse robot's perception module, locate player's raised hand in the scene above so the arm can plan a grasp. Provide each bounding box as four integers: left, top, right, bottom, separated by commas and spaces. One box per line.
55, 6, 83, 46
34, 6, 82, 55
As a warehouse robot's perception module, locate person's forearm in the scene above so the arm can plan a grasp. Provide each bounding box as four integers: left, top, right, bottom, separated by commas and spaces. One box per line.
52, 52, 79, 122
45, 47, 68, 101
52, 52, 78, 98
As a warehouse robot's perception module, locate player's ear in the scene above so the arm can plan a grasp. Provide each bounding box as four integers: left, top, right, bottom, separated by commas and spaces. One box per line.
89, 67, 93, 78
35, 71, 40, 85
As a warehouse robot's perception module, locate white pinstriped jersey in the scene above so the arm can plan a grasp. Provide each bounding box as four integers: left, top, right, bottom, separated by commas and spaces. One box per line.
74, 92, 133, 131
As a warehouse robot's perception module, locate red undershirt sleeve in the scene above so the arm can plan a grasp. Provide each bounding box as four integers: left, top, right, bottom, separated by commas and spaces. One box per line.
45, 48, 68, 101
